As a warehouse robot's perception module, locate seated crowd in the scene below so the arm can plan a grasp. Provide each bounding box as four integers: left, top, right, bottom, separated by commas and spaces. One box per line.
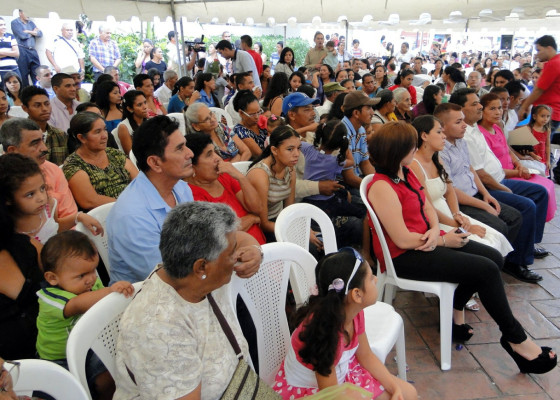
1, 28, 559, 399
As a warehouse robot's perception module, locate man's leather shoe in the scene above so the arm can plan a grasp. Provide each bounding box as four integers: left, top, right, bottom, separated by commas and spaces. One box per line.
503, 262, 543, 283
534, 247, 550, 259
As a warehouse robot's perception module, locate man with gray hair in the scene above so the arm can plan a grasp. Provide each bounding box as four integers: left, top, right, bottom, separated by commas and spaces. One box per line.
88, 25, 121, 80
467, 70, 489, 98
107, 115, 261, 284
154, 70, 178, 109
45, 22, 85, 76
0, 118, 77, 217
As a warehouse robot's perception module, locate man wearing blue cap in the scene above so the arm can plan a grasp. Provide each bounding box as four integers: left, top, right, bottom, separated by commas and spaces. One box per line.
282, 92, 344, 200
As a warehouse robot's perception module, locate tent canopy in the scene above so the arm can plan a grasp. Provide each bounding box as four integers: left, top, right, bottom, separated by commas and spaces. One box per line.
2, 0, 559, 26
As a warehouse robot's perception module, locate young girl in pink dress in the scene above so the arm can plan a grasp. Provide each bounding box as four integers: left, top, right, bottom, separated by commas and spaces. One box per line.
528, 105, 553, 172
273, 248, 417, 400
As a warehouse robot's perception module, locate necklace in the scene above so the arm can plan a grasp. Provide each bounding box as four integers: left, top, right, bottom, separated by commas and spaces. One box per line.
18, 212, 45, 236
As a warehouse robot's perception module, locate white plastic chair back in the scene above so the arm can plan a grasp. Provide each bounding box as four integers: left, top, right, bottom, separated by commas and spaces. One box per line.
13, 359, 89, 399
232, 161, 252, 175
228, 243, 303, 386
167, 112, 187, 135
7, 106, 28, 118
75, 203, 115, 275
360, 174, 457, 370
111, 125, 124, 152
275, 203, 337, 254
210, 106, 234, 128
128, 149, 137, 167
67, 282, 143, 398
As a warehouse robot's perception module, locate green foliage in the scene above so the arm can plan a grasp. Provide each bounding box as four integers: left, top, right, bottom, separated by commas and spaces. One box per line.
78, 32, 312, 83
79, 32, 167, 83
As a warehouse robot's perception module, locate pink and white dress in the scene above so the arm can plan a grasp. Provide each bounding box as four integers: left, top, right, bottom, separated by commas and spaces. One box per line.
273, 310, 384, 399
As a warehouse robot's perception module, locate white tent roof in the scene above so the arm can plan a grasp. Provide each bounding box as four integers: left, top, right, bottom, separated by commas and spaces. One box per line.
2, 0, 559, 25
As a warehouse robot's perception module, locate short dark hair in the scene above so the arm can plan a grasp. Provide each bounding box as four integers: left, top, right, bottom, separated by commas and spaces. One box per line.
51, 73, 73, 88
41, 231, 98, 273
297, 84, 315, 99
232, 89, 258, 112
240, 35, 253, 47
75, 102, 99, 113
449, 88, 477, 107
185, 132, 212, 165
132, 115, 180, 173
235, 71, 252, 86
433, 103, 462, 124
133, 73, 151, 89
535, 35, 557, 51
168, 31, 175, 41
368, 121, 417, 175
20, 86, 49, 107
504, 80, 524, 98
216, 40, 233, 51
489, 86, 508, 95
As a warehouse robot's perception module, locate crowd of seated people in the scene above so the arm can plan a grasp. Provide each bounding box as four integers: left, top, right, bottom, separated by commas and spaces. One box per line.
1, 25, 559, 399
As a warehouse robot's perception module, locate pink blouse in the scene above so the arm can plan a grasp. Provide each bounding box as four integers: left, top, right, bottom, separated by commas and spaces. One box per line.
478, 124, 514, 169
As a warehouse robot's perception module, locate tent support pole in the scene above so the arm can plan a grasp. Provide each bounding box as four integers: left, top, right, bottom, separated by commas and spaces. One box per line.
284, 25, 287, 48
170, 0, 184, 77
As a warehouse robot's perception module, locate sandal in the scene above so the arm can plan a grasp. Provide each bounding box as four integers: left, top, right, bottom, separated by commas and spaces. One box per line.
465, 298, 480, 312
500, 337, 557, 374
452, 323, 474, 343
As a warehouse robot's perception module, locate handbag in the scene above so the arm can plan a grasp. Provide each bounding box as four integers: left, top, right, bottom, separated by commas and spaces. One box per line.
207, 293, 281, 400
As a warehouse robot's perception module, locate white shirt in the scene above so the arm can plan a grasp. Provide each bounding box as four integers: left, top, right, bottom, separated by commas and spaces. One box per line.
154, 84, 173, 108
315, 99, 333, 118
463, 123, 506, 182
225, 92, 241, 126
47, 35, 85, 72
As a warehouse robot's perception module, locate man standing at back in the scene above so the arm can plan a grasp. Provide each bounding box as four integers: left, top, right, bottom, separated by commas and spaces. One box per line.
45, 23, 85, 76
10, 9, 42, 87
216, 40, 261, 89
88, 25, 121, 81
240, 35, 263, 76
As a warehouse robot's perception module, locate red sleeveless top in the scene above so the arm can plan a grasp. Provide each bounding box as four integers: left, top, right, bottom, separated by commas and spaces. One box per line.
366, 168, 432, 272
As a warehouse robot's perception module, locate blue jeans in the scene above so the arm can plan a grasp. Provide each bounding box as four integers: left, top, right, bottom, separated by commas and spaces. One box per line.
489, 179, 548, 265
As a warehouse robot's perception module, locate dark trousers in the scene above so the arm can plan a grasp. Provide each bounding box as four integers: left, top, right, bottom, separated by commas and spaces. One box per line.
393, 241, 526, 344
16, 47, 40, 87
489, 179, 548, 265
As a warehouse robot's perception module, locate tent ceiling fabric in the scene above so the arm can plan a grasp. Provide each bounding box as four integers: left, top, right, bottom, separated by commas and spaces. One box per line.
2, 0, 558, 23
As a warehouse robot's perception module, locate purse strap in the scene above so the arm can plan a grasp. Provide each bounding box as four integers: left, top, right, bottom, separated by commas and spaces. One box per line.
207, 293, 244, 359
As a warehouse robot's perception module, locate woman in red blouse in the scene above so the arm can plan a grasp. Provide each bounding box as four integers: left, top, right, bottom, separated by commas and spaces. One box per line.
366, 122, 556, 375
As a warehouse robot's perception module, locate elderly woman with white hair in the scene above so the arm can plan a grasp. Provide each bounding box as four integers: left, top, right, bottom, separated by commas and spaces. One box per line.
185, 102, 251, 162
114, 202, 255, 400
392, 87, 413, 122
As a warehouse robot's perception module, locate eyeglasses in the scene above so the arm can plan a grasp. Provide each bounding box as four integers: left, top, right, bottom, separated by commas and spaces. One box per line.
339, 247, 364, 295
0, 360, 20, 392
241, 109, 264, 118
196, 111, 216, 124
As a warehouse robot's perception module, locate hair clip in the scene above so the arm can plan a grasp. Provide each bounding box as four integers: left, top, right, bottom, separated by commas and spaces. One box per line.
328, 278, 345, 292
269, 114, 278, 121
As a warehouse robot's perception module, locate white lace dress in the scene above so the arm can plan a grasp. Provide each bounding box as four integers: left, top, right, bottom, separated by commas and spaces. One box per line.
413, 160, 513, 256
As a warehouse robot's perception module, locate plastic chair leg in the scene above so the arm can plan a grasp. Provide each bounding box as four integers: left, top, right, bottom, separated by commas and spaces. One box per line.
439, 286, 456, 371
395, 317, 407, 380
383, 284, 396, 305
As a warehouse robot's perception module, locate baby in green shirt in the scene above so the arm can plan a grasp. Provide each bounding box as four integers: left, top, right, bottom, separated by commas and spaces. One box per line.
37, 230, 134, 399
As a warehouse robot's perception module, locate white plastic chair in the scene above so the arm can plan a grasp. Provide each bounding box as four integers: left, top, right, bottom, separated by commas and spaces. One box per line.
75, 202, 115, 275
210, 106, 234, 127
13, 359, 89, 399
360, 174, 458, 370
275, 203, 338, 255
232, 161, 252, 175
111, 126, 124, 152
228, 242, 304, 386
128, 149, 137, 167
167, 112, 188, 135
66, 282, 143, 398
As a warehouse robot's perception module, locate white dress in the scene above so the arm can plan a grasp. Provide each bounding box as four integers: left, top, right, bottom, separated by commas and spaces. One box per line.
413, 160, 513, 257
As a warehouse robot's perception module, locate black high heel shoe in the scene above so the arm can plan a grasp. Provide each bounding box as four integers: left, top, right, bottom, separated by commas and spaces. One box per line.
452, 323, 474, 343
500, 337, 558, 374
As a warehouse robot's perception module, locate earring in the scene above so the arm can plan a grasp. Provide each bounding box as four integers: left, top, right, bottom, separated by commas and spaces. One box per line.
201, 274, 206, 280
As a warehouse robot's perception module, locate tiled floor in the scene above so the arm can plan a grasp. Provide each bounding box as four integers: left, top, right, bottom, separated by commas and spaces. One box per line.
382, 186, 560, 399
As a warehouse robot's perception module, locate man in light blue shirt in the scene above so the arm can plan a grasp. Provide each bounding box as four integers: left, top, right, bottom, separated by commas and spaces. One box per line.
108, 116, 261, 284
216, 40, 261, 90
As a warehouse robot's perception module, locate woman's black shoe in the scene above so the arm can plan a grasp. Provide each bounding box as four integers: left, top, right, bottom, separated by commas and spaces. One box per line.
452, 323, 474, 343
500, 337, 557, 374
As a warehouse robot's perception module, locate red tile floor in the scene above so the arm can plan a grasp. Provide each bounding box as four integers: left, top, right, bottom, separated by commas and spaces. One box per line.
382, 186, 560, 399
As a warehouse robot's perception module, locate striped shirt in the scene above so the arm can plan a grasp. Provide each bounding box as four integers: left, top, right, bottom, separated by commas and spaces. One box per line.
249, 161, 292, 220
342, 116, 370, 176
0, 33, 18, 72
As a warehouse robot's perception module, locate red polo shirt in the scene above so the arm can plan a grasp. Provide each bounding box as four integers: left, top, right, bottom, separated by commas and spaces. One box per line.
535, 53, 560, 121
246, 49, 263, 76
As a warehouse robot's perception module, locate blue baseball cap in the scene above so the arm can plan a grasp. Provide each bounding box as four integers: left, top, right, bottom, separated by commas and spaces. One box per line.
282, 92, 320, 116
